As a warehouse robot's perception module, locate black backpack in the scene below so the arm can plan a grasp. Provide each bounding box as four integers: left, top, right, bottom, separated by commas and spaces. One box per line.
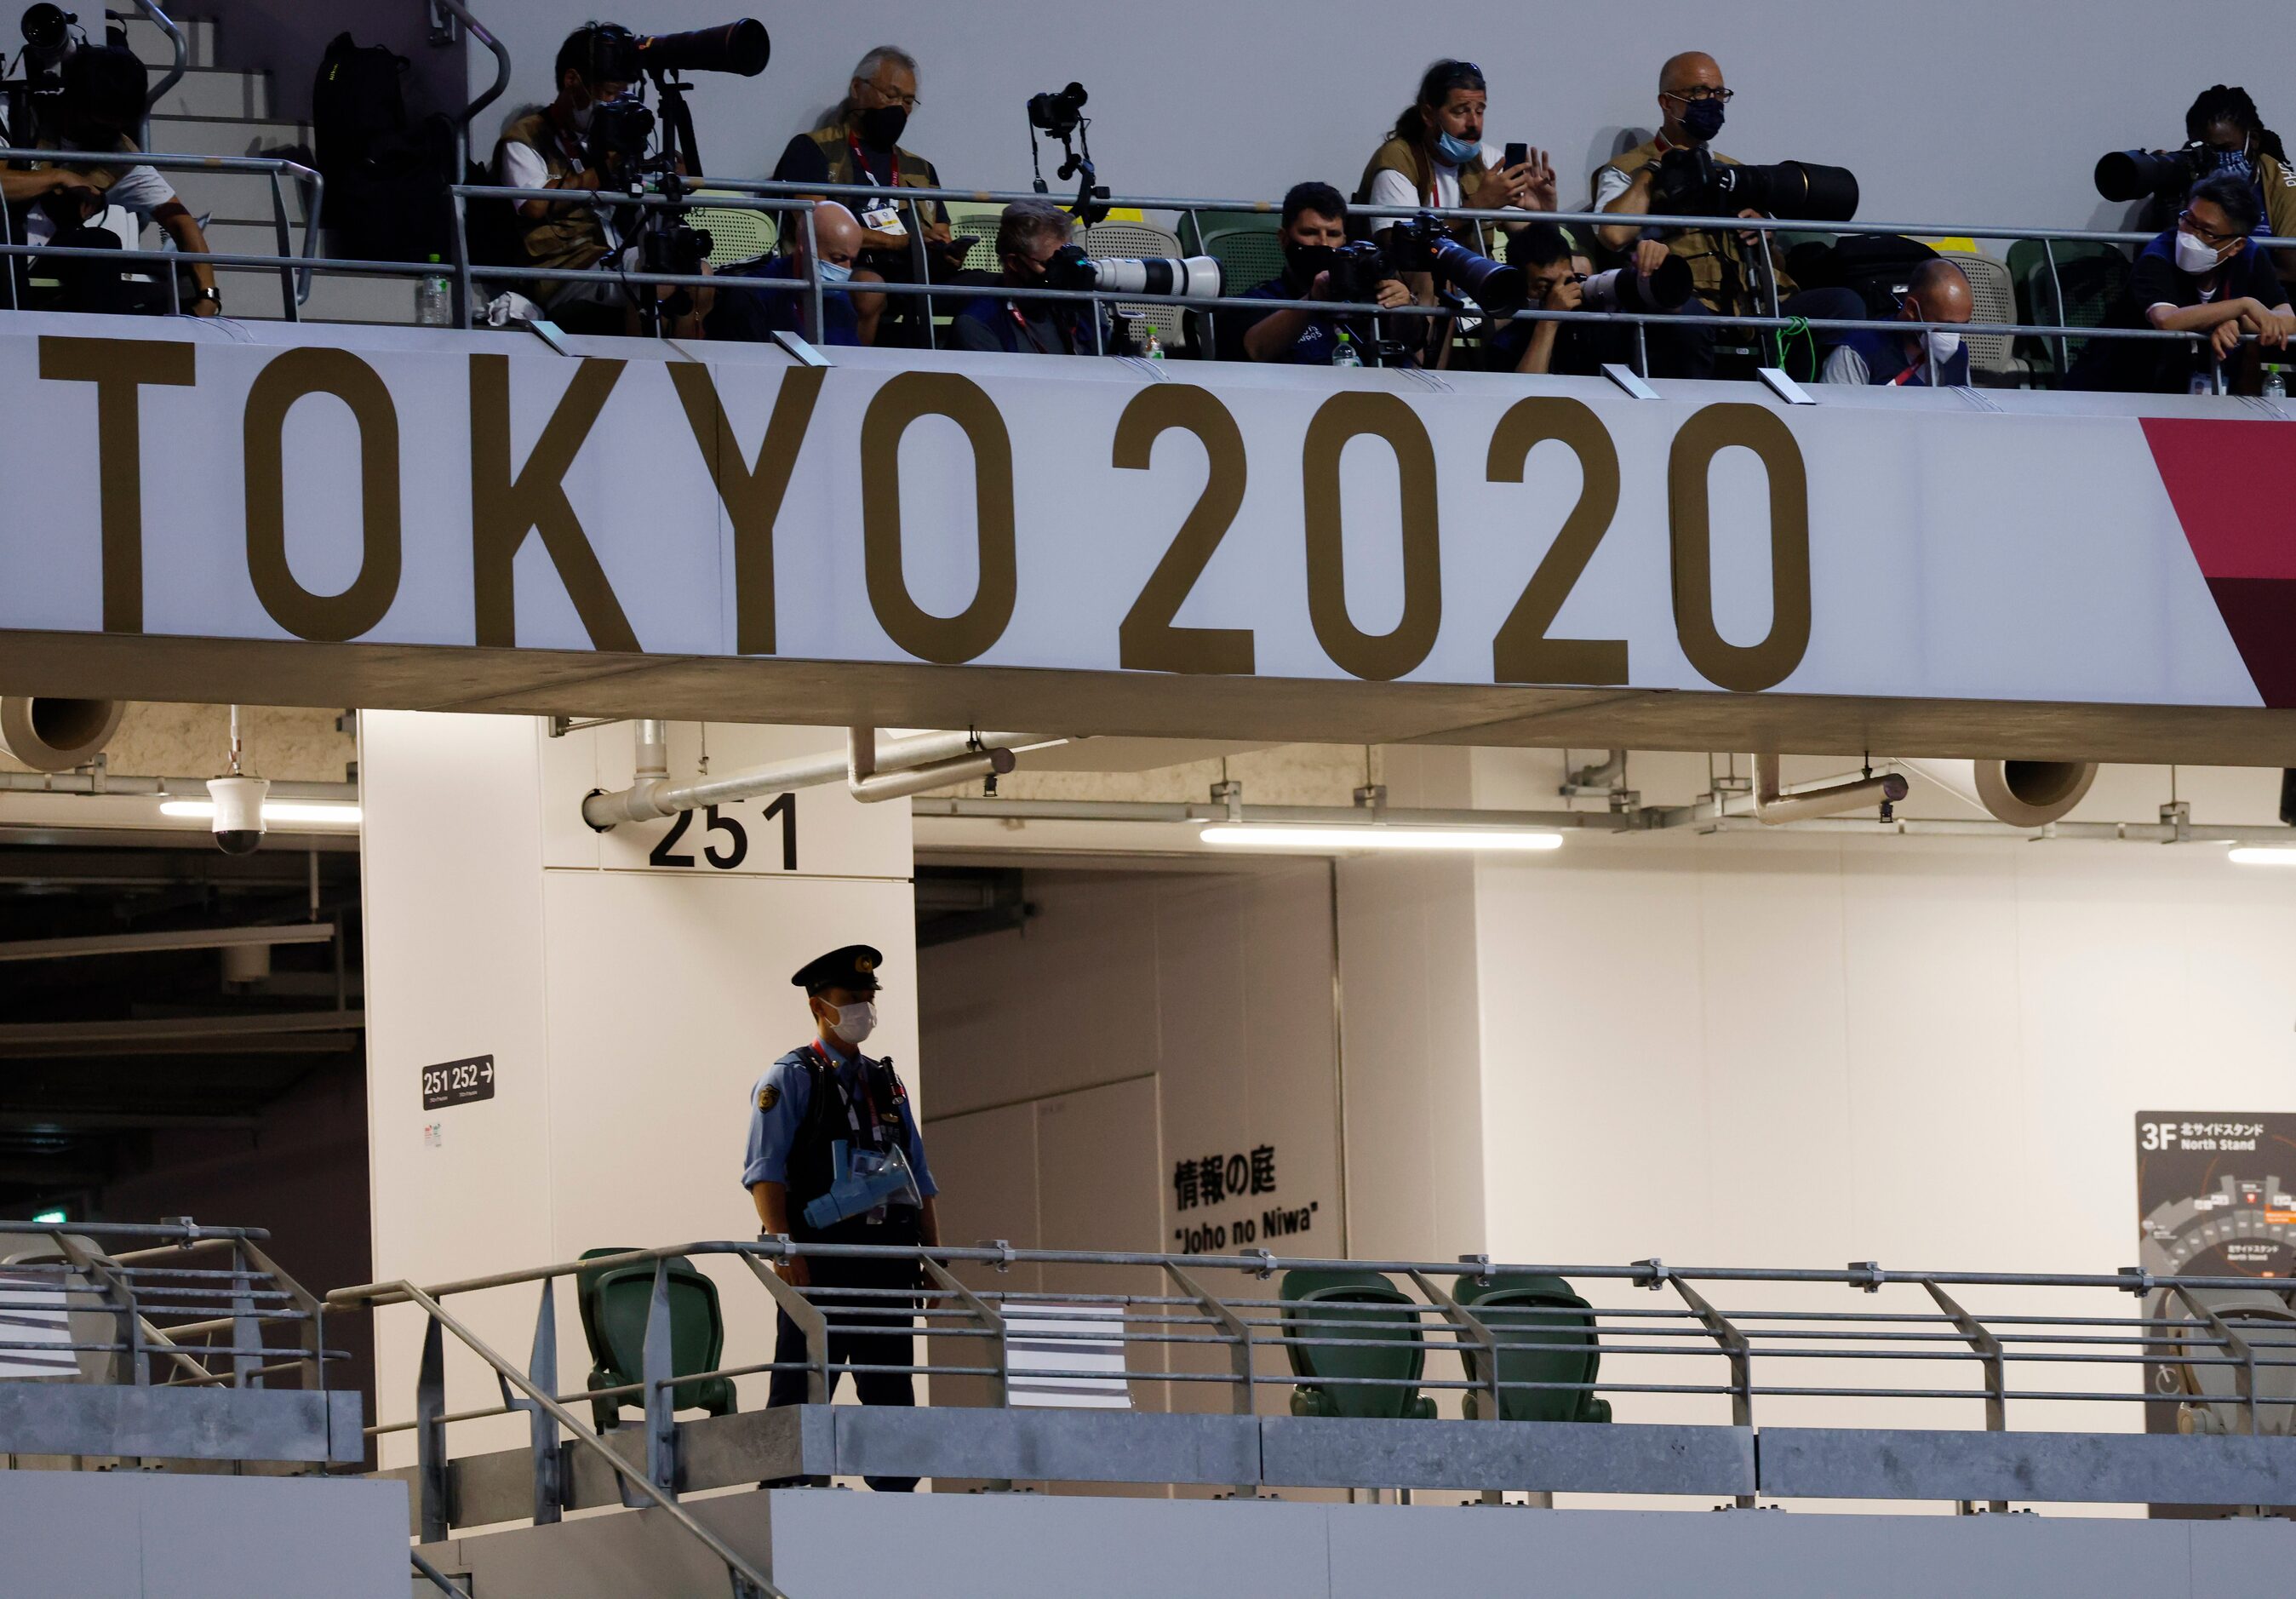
1784, 233, 1941, 318
312, 32, 453, 263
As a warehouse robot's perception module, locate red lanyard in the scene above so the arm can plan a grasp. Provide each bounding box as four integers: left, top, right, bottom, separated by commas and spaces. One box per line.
810, 1042, 881, 1132
848, 132, 897, 187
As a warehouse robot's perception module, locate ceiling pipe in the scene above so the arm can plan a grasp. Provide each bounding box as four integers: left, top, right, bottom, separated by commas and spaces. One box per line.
1897, 758, 2098, 828
1749, 754, 1908, 824
581, 725, 1064, 830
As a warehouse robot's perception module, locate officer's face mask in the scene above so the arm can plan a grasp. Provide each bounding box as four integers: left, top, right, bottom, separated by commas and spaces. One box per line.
825, 998, 878, 1046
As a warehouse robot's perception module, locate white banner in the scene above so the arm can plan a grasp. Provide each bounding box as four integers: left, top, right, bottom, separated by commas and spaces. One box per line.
0, 313, 2283, 715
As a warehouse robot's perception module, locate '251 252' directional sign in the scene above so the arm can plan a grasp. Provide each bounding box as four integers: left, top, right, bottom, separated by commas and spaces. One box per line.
420, 1054, 495, 1109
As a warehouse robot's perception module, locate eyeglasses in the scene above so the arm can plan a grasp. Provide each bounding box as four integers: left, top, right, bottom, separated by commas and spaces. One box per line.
860, 83, 920, 110
2178, 209, 2241, 249
1663, 86, 1735, 104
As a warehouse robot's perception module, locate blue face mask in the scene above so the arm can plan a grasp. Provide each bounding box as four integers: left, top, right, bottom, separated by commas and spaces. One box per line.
816, 259, 854, 286
1680, 96, 1726, 142
1434, 129, 1480, 167
2213, 146, 2254, 181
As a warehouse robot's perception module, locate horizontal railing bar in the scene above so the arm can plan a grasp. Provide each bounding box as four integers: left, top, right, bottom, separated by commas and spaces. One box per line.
325, 1244, 2296, 1306
0, 1220, 269, 1241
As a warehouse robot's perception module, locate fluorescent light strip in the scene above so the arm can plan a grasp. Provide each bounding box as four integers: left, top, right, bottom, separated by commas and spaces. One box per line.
2227, 846, 2296, 867
1199, 824, 1561, 852
157, 800, 363, 825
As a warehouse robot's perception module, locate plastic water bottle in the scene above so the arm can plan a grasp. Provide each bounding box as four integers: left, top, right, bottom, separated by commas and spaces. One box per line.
2265, 364, 2289, 401
415, 254, 451, 327
1331, 330, 1363, 368
1142, 324, 1165, 360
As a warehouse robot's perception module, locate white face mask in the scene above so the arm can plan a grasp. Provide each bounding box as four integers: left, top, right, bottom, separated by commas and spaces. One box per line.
827, 999, 877, 1046
1922, 327, 1962, 367
2174, 229, 2227, 275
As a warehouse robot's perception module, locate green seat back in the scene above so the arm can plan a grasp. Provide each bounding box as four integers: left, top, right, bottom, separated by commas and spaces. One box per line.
2005, 238, 2129, 372
1203, 226, 1286, 295
1279, 1269, 1433, 1421
575, 1247, 733, 1425
1453, 1273, 1608, 1424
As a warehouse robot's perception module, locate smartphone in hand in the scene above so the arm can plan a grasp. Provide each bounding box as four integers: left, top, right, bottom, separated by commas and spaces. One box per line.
1503, 141, 1528, 170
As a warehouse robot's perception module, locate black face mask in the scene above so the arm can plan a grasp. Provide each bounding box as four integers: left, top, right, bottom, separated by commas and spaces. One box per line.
1285, 241, 1338, 287
856, 104, 908, 151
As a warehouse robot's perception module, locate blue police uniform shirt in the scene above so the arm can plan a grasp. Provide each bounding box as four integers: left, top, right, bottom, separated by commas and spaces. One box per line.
741, 1041, 938, 1198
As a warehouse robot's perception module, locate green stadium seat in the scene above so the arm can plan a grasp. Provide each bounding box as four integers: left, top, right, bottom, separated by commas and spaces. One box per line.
2006, 238, 2130, 381
575, 1247, 735, 1433
1452, 1273, 1611, 1424
1279, 1268, 1436, 1420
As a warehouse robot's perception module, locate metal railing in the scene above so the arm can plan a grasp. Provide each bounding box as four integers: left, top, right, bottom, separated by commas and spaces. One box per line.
0, 1217, 342, 1396
7, 140, 2291, 387
330, 1238, 2296, 1533
0, 146, 324, 312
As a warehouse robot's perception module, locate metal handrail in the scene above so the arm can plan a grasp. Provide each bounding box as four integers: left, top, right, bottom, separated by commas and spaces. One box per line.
0, 145, 326, 312
434, 0, 511, 181
127, 1, 187, 144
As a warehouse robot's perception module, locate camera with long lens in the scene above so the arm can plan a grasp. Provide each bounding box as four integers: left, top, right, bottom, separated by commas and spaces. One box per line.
1383, 210, 1526, 312
1028, 81, 1088, 138
1043, 243, 1221, 299
20, 2, 74, 68
1579, 252, 1695, 313
1651, 145, 1860, 222
2093, 142, 2216, 203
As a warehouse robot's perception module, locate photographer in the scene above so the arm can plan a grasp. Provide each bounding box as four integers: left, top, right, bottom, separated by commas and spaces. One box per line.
2074, 173, 2293, 393
1480, 223, 1635, 376
494, 24, 709, 336
771, 47, 958, 347
2175, 87, 2295, 278
2, 45, 219, 315
1356, 60, 1556, 234
1806, 259, 1973, 387
1222, 182, 1411, 364
1593, 51, 1795, 377
705, 200, 879, 347
949, 199, 1115, 356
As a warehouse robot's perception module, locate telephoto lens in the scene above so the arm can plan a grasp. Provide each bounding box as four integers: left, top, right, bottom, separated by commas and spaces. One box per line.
1579, 253, 1695, 313
635, 19, 770, 77
1082, 255, 1222, 299
20, 3, 70, 50
1725, 160, 1860, 223
2094, 146, 2204, 203
1427, 236, 1526, 313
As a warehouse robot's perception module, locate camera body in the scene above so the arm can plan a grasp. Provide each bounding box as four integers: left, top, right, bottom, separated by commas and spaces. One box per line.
584, 95, 656, 178
2094, 142, 2213, 203
1028, 81, 1088, 139
1328, 240, 1389, 305
1652, 145, 1860, 223
208, 775, 267, 857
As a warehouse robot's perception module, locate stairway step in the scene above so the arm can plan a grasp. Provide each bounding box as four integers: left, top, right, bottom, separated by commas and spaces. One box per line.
121, 14, 216, 72
150, 67, 272, 121
167, 168, 308, 226
145, 114, 309, 161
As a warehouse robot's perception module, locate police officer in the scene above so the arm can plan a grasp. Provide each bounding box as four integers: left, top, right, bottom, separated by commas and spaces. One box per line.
744, 943, 938, 1491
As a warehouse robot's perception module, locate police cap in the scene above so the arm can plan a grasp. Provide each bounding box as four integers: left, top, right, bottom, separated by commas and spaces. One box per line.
792, 943, 883, 995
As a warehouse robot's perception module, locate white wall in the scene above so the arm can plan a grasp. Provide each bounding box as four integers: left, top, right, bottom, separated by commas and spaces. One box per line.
403, 0, 2278, 233
360, 713, 917, 1470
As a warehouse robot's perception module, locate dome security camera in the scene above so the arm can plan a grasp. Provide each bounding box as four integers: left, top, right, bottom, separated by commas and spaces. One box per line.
207, 775, 269, 855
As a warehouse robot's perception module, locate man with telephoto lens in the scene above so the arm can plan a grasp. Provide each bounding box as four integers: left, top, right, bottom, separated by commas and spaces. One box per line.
495, 23, 708, 335
1480, 223, 1639, 376
1220, 182, 1412, 365
1592, 50, 1795, 378
949, 198, 1117, 356
772, 46, 959, 347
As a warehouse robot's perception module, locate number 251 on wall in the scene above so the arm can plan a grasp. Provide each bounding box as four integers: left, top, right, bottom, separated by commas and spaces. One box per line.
645, 793, 799, 872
